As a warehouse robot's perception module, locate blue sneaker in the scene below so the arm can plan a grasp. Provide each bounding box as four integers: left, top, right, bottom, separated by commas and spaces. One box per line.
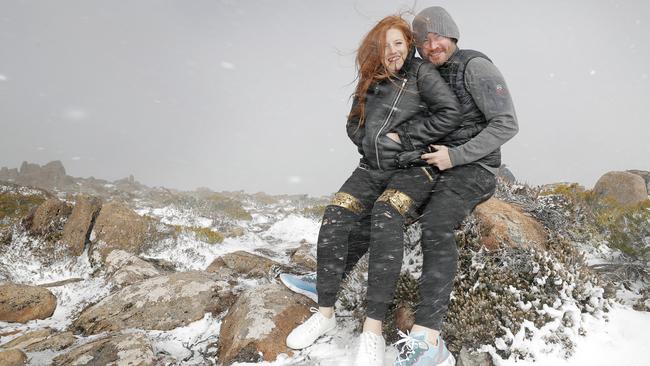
393, 330, 455, 366
280, 273, 318, 303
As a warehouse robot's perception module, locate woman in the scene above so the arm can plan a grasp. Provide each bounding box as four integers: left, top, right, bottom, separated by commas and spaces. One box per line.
285, 15, 460, 366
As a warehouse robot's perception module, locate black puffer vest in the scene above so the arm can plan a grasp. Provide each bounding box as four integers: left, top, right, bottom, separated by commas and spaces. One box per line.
437, 49, 501, 168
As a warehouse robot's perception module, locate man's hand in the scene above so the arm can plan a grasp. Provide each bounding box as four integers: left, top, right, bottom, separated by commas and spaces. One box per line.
421, 145, 453, 170
387, 132, 401, 144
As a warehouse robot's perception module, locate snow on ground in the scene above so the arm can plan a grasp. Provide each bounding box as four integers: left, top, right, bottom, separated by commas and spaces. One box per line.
147, 313, 222, 365
493, 303, 650, 366
3, 196, 650, 365
135, 205, 213, 228
264, 214, 320, 244
230, 318, 399, 366
227, 302, 650, 366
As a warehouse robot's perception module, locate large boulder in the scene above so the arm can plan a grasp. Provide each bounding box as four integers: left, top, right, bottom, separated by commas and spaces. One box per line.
73, 271, 234, 334
218, 283, 315, 364
0, 283, 57, 323
473, 198, 547, 251
0, 349, 27, 366
627, 169, 650, 195
51, 332, 154, 366
206, 251, 284, 278
593, 171, 648, 207
23, 198, 72, 237
104, 250, 161, 289
89, 201, 158, 264
61, 195, 102, 256
0, 328, 75, 352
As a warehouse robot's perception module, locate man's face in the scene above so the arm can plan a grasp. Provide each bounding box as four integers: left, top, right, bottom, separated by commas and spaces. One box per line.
419, 33, 456, 66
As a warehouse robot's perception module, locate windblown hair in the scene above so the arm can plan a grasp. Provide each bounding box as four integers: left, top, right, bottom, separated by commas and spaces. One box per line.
350, 15, 414, 126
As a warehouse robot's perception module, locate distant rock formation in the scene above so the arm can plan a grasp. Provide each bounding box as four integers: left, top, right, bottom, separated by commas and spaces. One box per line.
17, 161, 74, 191
593, 171, 648, 206
0, 160, 150, 200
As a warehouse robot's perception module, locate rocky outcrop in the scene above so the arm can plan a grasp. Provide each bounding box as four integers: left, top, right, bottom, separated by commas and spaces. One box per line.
218, 283, 314, 364
457, 347, 494, 366
593, 171, 648, 206
51, 333, 154, 366
0, 283, 57, 323
206, 251, 283, 278
0, 328, 75, 352
14, 161, 74, 191
0, 349, 27, 366
61, 195, 102, 256
73, 271, 234, 334
496, 164, 516, 184
289, 243, 316, 271
0, 167, 18, 182
104, 250, 161, 289
23, 198, 72, 237
474, 198, 547, 251
89, 201, 158, 264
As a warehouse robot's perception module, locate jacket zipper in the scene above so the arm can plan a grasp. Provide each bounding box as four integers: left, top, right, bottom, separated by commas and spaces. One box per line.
374, 78, 408, 170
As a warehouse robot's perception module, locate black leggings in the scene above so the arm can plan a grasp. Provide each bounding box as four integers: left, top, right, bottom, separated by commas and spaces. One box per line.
316, 165, 437, 321
326, 164, 496, 328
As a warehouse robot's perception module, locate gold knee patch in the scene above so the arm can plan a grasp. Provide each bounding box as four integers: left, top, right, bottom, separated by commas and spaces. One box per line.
377, 189, 413, 216
330, 192, 364, 214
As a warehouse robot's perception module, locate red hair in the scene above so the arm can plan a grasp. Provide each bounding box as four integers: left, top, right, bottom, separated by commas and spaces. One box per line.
350, 15, 414, 126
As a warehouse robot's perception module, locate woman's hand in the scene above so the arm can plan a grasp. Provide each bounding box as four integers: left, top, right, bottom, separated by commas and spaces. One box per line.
387, 132, 401, 144
421, 145, 453, 170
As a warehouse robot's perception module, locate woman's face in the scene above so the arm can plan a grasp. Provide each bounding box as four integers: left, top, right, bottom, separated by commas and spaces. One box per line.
383, 28, 409, 73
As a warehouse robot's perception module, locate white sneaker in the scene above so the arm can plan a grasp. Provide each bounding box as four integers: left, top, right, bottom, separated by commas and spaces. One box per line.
354, 331, 386, 366
286, 307, 336, 350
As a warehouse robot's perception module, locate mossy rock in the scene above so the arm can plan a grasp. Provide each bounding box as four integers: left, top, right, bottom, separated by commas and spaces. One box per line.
541, 182, 650, 260
189, 226, 224, 244
0, 192, 47, 227
203, 193, 252, 221
252, 192, 279, 205
172, 225, 224, 244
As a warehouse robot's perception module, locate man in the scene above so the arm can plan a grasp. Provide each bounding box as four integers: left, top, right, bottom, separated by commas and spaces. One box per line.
281, 6, 518, 365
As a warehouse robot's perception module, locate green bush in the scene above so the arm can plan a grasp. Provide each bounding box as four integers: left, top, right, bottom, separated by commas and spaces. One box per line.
0, 192, 46, 228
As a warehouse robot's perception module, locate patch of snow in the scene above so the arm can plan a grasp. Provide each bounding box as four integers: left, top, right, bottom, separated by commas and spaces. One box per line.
492, 304, 650, 366
147, 313, 221, 365
264, 214, 319, 243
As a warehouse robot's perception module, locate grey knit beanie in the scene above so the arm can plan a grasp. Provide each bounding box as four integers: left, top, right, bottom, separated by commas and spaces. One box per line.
412, 6, 460, 45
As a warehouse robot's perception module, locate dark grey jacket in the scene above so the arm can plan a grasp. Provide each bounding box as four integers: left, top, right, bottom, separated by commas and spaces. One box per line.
346, 49, 461, 170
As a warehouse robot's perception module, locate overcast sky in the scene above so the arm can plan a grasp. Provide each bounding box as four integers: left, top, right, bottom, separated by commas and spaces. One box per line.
1, 0, 649, 196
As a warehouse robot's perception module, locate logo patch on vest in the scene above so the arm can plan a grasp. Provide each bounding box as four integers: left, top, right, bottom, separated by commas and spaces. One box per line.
495, 84, 507, 96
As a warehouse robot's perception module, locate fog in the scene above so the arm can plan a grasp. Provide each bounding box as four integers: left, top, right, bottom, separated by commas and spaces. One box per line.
1, 0, 649, 195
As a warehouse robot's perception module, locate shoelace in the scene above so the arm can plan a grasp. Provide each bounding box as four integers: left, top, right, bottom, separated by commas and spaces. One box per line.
304, 274, 317, 283
305, 307, 323, 332
393, 330, 428, 365
360, 332, 381, 362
